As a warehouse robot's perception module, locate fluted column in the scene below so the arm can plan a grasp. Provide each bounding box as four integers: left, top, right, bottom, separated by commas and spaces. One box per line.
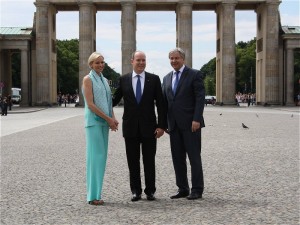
285, 48, 294, 105
216, 1, 237, 105
121, 1, 136, 74
34, 2, 50, 105
176, 1, 193, 67
256, 1, 280, 105
265, 1, 280, 104
20, 49, 29, 106
79, 2, 96, 105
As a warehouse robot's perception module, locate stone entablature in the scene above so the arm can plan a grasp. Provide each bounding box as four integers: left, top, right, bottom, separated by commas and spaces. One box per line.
36, 0, 278, 11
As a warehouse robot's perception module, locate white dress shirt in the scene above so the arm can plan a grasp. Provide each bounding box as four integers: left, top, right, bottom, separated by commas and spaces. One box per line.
172, 65, 185, 90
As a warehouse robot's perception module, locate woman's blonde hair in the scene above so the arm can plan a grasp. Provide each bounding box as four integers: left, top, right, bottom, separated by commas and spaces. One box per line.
88, 52, 104, 68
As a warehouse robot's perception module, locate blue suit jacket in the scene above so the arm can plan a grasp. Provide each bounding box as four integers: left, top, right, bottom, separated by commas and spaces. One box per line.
162, 66, 205, 131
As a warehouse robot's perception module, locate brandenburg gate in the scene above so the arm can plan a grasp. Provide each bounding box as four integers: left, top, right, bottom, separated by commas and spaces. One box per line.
32, 0, 281, 105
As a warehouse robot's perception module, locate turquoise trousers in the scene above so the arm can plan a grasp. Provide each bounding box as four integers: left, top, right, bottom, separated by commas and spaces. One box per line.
85, 125, 109, 201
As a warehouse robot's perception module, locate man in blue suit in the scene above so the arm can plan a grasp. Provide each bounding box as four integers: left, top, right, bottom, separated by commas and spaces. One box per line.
113, 51, 165, 202
162, 48, 205, 200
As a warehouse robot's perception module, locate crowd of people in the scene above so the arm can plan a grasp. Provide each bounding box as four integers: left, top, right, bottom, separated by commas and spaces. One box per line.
57, 93, 79, 107
235, 92, 256, 107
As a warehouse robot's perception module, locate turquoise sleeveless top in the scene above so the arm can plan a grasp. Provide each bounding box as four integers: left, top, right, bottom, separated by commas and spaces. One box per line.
83, 69, 112, 128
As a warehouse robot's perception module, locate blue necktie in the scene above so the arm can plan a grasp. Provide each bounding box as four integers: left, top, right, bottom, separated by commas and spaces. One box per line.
173, 71, 180, 94
136, 75, 142, 103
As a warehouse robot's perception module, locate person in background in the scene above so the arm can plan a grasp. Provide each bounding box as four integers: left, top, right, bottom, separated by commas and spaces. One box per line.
1, 97, 8, 116
0, 96, 3, 114
82, 52, 119, 205
7, 95, 12, 110
162, 47, 205, 200
113, 51, 165, 202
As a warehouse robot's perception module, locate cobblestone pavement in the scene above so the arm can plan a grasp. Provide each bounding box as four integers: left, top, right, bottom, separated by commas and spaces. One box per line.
1, 106, 299, 225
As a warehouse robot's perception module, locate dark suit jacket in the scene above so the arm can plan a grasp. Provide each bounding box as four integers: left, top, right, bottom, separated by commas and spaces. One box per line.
162, 66, 205, 131
113, 72, 165, 138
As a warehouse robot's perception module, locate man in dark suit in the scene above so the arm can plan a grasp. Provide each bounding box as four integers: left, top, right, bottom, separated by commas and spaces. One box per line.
162, 47, 205, 200
113, 51, 165, 201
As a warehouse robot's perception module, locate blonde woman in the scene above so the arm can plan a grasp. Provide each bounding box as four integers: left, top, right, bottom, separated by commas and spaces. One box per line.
82, 52, 118, 205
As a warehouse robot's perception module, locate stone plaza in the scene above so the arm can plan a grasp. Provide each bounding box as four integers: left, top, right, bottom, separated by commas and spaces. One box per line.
1, 105, 299, 224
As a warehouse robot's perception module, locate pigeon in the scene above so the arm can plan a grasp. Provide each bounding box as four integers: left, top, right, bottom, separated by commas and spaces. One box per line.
220, 113, 222, 116
291, 114, 293, 117
256, 113, 259, 118
242, 123, 249, 129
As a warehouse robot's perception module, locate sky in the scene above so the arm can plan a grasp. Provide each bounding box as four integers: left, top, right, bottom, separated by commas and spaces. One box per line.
0, 0, 299, 80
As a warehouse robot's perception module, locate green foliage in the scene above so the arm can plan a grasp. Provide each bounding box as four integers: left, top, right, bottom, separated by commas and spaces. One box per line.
57, 39, 79, 94
201, 58, 216, 96
11, 39, 120, 96
200, 38, 257, 95
236, 39, 256, 93
56, 39, 120, 94
102, 63, 120, 90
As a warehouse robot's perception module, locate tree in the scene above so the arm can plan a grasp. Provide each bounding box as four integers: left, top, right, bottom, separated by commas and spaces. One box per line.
56, 39, 79, 95
235, 39, 256, 93
56, 39, 120, 95
200, 58, 216, 96
200, 38, 257, 95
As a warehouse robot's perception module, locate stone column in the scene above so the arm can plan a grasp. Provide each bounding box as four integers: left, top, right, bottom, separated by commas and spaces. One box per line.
49, 5, 57, 105
34, 2, 50, 105
79, 2, 96, 105
216, 1, 237, 105
20, 49, 29, 106
265, 1, 280, 105
256, 1, 280, 105
285, 48, 294, 105
2, 50, 12, 97
176, 1, 193, 67
121, 1, 136, 74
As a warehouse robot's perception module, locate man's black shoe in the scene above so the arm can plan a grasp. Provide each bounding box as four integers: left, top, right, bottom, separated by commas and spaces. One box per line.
146, 193, 156, 201
187, 192, 202, 200
131, 193, 141, 202
170, 191, 189, 199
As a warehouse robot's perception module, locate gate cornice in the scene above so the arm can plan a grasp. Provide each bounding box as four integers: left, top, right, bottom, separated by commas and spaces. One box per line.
35, 0, 281, 11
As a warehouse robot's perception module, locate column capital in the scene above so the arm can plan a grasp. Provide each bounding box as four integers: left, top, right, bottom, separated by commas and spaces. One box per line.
120, 0, 136, 6
78, 1, 95, 7
265, 0, 281, 5
221, 0, 237, 5
285, 46, 295, 51
34, 1, 49, 7
177, 0, 193, 6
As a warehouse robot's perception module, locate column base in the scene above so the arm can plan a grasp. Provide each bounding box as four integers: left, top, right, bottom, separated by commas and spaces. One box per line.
215, 101, 236, 106
33, 102, 56, 107
256, 102, 282, 106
